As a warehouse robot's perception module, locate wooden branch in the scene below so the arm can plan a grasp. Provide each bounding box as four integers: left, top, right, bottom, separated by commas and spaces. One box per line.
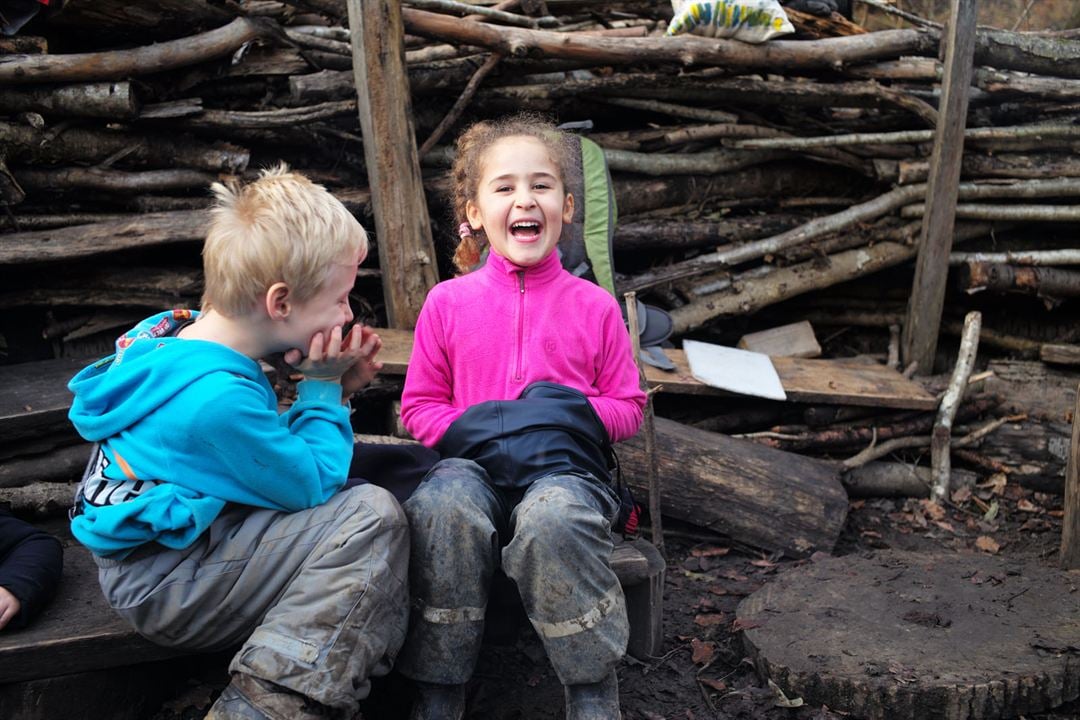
900, 153, 1080, 184
402, 8, 1080, 78
0, 17, 262, 84
419, 52, 503, 158
0, 210, 210, 265
14, 167, 220, 194
602, 147, 788, 176
901, 203, 1080, 222
0, 82, 139, 119
958, 262, 1080, 299
950, 249, 1080, 265
407, 0, 558, 28
625, 292, 663, 556
0, 121, 249, 173
403, 7, 937, 70
173, 100, 358, 129
930, 311, 982, 503
596, 97, 738, 125
667, 222, 993, 334
735, 124, 1080, 150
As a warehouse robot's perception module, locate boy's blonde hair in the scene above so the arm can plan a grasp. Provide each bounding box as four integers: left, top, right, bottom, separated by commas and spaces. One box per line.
202, 163, 368, 317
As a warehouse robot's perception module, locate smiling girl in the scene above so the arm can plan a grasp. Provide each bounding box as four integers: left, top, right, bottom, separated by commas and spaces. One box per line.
398, 115, 645, 720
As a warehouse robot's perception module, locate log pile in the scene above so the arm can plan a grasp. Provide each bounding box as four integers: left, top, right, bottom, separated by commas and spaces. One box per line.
0, 0, 1077, 525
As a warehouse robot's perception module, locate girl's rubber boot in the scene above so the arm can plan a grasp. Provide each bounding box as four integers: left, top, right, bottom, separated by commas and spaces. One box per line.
408, 681, 466, 720
564, 671, 622, 720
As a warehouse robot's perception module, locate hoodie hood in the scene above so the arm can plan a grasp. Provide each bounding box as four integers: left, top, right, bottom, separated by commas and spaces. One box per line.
68, 310, 261, 441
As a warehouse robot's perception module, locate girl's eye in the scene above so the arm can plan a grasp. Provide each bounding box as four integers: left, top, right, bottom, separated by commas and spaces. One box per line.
496, 186, 512, 193
533, 183, 551, 190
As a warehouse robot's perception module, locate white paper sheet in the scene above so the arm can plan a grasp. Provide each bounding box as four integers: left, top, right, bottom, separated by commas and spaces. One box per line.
683, 339, 787, 401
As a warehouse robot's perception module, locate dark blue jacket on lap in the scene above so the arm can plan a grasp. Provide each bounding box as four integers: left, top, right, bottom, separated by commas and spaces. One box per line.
436, 382, 613, 491
0, 506, 63, 630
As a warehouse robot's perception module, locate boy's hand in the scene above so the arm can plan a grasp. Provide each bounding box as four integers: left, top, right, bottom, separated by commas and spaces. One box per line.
0, 586, 21, 631
285, 325, 365, 383
341, 326, 384, 396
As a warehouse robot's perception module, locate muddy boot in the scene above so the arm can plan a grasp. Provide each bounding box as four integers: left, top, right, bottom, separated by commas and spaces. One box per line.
206, 673, 338, 720
408, 681, 466, 720
564, 671, 622, 720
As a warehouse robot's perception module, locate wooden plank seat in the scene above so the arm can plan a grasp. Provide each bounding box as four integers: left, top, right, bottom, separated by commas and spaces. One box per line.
0, 526, 665, 690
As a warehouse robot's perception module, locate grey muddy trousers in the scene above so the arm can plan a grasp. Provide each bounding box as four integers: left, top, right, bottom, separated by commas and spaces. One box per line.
93, 484, 408, 713
395, 457, 629, 686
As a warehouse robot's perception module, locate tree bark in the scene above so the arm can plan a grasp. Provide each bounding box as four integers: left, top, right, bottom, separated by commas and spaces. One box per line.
617, 417, 848, 558
0, 82, 139, 119
0, 121, 249, 173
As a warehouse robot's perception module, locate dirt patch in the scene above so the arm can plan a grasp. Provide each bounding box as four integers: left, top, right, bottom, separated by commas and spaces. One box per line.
151, 479, 1080, 720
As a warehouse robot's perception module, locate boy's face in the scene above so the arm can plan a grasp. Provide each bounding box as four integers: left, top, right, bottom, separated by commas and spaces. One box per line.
284, 250, 361, 349
466, 135, 574, 269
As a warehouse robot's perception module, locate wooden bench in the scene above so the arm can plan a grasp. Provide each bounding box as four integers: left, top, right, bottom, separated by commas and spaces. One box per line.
0, 523, 664, 717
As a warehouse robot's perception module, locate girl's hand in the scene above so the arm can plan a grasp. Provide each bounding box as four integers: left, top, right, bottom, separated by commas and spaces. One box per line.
0, 586, 21, 631
285, 325, 365, 383
340, 326, 384, 396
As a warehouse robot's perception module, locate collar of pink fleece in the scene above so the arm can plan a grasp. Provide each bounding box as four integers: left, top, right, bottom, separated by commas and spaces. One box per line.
483, 250, 564, 287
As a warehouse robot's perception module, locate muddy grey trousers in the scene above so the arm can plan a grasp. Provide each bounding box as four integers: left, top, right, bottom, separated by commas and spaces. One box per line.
93, 484, 409, 713
395, 458, 629, 687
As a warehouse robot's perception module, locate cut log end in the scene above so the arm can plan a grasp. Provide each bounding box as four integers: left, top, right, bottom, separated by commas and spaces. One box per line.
737, 551, 1080, 720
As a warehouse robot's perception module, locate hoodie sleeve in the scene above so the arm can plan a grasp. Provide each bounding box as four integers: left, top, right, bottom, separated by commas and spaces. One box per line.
0, 509, 63, 630
588, 298, 646, 443
400, 296, 466, 448
172, 374, 353, 511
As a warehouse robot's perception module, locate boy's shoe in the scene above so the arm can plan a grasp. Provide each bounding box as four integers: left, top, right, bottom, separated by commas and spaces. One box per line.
408, 681, 466, 720
564, 671, 622, 720
206, 672, 338, 720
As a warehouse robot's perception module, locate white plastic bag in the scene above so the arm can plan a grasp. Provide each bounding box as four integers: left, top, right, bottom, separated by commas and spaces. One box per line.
667, 0, 795, 43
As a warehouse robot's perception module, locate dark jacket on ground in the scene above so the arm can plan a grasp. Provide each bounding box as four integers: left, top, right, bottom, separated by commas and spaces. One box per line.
0, 506, 63, 630
436, 382, 613, 490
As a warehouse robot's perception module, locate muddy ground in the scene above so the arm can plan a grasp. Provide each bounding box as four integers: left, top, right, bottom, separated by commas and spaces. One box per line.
149, 474, 1079, 720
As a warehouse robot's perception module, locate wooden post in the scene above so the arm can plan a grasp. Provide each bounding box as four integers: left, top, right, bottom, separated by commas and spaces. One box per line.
901, 0, 978, 373
347, 0, 439, 329
624, 291, 664, 557
1060, 383, 1080, 569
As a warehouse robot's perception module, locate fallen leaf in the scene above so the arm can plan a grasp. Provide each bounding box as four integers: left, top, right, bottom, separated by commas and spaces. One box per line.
691, 545, 731, 558
932, 520, 957, 534
750, 559, 776, 568
951, 486, 972, 504
920, 499, 947, 520
860, 529, 882, 539
768, 679, 804, 708
850, 500, 866, 510
731, 617, 762, 632
694, 613, 726, 627
707, 585, 729, 596
690, 638, 716, 665
975, 536, 1000, 554
983, 500, 999, 522
977, 473, 1008, 496
698, 677, 727, 691
1016, 498, 1041, 513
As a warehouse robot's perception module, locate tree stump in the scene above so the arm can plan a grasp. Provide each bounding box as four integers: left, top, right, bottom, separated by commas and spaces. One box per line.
737, 551, 1080, 719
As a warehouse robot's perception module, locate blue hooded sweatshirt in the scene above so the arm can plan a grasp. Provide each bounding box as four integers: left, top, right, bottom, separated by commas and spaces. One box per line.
67, 310, 352, 558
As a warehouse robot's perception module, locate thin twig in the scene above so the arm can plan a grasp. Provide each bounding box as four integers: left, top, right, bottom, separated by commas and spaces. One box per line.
418, 52, 502, 158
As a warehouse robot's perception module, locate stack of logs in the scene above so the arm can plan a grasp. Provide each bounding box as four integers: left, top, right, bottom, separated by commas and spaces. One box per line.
0, 0, 1077, 528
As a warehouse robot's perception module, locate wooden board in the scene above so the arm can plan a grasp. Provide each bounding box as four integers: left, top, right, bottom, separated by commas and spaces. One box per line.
737, 551, 1080, 720
0, 358, 87, 443
370, 328, 939, 410
0, 523, 187, 684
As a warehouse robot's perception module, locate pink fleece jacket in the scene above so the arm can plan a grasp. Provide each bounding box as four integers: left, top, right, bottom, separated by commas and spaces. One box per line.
401, 251, 646, 448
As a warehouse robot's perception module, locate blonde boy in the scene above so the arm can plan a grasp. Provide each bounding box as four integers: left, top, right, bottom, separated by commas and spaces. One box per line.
67, 165, 407, 719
